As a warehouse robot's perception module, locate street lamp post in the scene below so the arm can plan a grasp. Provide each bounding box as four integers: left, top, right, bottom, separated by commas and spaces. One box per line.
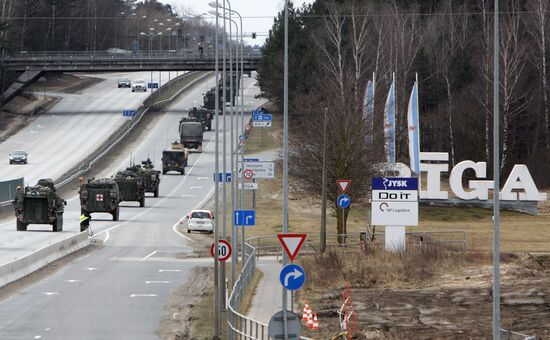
213, 1, 221, 337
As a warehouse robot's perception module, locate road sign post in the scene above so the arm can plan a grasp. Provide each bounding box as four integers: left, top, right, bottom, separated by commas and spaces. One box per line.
337, 194, 351, 245
210, 240, 232, 262
233, 210, 255, 227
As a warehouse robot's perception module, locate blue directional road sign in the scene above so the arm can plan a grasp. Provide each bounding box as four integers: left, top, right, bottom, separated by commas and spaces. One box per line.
213, 172, 232, 182
122, 110, 136, 117
239, 134, 247, 141
252, 112, 273, 121
233, 210, 255, 226
279, 264, 306, 291
147, 82, 159, 89
337, 194, 351, 209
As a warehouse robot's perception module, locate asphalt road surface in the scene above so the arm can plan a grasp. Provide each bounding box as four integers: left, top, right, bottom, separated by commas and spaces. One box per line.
0, 71, 183, 185
0, 73, 264, 339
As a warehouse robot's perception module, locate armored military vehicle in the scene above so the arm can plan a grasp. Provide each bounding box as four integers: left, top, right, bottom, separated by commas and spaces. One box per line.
162, 142, 189, 175
13, 178, 66, 232
79, 178, 121, 225
114, 167, 145, 207
179, 117, 204, 152
137, 158, 161, 197
188, 107, 213, 131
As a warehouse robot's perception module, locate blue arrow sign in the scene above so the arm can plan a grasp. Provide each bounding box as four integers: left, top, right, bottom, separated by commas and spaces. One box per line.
233, 210, 255, 226
147, 82, 159, 89
279, 264, 306, 291
122, 110, 136, 117
253, 113, 273, 121
337, 194, 351, 209
213, 172, 232, 182
239, 134, 247, 141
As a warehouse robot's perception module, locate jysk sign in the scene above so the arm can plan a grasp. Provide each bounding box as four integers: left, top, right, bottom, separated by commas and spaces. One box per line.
371, 177, 418, 226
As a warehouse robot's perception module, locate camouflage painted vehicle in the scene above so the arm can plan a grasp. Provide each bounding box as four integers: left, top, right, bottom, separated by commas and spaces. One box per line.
114, 167, 145, 207
13, 178, 67, 232
79, 178, 121, 224
188, 107, 213, 131
162, 142, 189, 175
179, 117, 204, 152
137, 159, 161, 197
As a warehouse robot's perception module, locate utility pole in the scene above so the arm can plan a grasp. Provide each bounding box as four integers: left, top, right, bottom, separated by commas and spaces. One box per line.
221, 0, 227, 311
321, 107, 327, 253
213, 1, 221, 337
492, 0, 501, 339
282, 0, 290, 338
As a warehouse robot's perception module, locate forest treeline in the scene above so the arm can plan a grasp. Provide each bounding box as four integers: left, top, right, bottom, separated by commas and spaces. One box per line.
257, 0, 550, 200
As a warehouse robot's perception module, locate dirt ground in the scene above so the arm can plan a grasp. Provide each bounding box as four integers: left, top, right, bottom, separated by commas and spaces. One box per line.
298, 253, 550, 339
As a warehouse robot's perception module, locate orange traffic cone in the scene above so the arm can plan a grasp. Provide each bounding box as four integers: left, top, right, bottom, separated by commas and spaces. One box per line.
312, 314, 319, 330
307, 312, 314, 328
302, 303, 309, 322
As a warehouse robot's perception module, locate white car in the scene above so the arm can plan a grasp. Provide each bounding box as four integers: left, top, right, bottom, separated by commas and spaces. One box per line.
131, 79, 147, 92
186, 210, 214, 233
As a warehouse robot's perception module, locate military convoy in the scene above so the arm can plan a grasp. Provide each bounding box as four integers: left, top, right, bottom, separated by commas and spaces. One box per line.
13, 178, 66, 232
189, 107, 213, 131
162, 142, 189, 174
136, 158, 161, 197
114, 167, 146, 207
79, 178, 121, 224
179, 117, 204, 152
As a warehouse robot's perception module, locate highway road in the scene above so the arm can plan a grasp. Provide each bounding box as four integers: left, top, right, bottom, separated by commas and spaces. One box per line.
0, 71, 184, 186
0, 73, 264, 339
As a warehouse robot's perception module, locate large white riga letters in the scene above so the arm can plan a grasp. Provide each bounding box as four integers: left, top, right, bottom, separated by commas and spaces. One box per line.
420, 152, 548, 201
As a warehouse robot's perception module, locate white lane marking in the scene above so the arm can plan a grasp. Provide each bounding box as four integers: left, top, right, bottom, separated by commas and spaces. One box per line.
145, 281, 171, 284
65, 279, 80, 283
42, 292, 59, 296
159, 269, 181, 273
30, 130, 39, 134
197, 177, 209, 180
140, 250, 158, 262
94, 223, 120, 243
130, 294, 158, 298
104, 231, 110, 244
190, 186, 202, 189
172, 221, 193, 242
181, 195, 194, 198
36, 124, 45, 128
34, 336, 41, 339
45, 328, 50, 331
85, 267, 98, 271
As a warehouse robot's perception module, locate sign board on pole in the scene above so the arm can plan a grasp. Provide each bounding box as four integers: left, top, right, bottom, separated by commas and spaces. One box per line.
279, 264, 306, 291
147, 82, 159, 89
122, 110, 136, 117
277, 233, 307, 261
210, 240, 232, 261
238, 182, 258, 190
213, 172, 232, 182
371, 177, 419, 226
337, 179, 351, 193
233, 210, 255, 226
337, 194, 351, 209
239, 161, 275, 179
243, 169, 254, 180
252, 121, 272, 128
268, 310, 302, 340
252, 112, 273, 121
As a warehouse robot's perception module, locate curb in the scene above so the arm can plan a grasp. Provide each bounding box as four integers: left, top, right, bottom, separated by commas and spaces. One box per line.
0, 231, 90, 288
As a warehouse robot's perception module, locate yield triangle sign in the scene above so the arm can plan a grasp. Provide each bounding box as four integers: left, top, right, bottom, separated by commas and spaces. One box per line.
277, 233, 307, 262
337, 179, 351, 193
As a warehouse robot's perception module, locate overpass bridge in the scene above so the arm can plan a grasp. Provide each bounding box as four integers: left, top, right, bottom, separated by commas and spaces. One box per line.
0, 51, 262, 106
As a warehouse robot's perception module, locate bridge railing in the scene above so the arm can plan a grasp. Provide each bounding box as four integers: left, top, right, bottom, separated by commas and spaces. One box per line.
4, 50, 262, 60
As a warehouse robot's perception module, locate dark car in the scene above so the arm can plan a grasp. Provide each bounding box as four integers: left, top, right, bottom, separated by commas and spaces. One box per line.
117, 78, 131, 88
9, 150, 28, 164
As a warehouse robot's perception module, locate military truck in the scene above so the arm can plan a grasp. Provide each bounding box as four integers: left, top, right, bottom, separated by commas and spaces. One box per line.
79, 178, 121, 225
179, 117, 204, 152
189, 107, 213, 131
162, 142, 189, 175
137, 158, 161, 197
13, 178, 66, 232
114, 167, 145, 207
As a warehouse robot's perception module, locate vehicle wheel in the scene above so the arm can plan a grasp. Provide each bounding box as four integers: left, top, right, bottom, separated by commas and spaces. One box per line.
132, 90, 135, 93
187, 228, 191, 233
80, 224, 88, 232
9, 160, 12, 165
53, 215, 63, 232
154, 187, 159, 198
16, 220, 27, 231
112, 207, 119, 221
24, 160, 27, 164
162, 169, 167, 175
139, 196, 145, 207
180, 169, 185, 175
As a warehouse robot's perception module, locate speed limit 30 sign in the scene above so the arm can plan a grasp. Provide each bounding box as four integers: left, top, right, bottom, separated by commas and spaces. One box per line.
210, 239, 232, 262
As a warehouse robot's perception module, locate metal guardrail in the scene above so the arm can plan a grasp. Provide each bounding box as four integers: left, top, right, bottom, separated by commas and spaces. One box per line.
53, 71, 211, 190
501, 329, 536, 340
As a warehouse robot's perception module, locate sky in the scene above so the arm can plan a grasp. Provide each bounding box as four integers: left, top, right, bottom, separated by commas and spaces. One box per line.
159, 0, 314, 46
